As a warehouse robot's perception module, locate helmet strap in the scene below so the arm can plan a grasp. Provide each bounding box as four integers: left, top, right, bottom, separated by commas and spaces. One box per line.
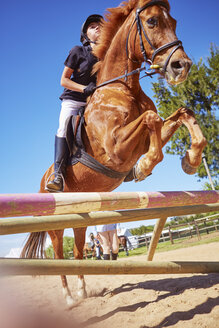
81, 32, 96, 46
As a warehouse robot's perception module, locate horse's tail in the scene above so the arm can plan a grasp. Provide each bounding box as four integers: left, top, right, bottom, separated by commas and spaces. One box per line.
20, 232, 47, 258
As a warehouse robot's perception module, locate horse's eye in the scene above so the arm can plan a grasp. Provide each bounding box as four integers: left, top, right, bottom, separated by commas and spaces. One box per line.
147, 17, 157, 28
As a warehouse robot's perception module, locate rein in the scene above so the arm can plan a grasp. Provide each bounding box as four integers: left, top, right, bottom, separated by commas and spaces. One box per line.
95, 64, 156, 90
95, 0, 182, 90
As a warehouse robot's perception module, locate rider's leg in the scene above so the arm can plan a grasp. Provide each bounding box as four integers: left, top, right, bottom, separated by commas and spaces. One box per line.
45, 136, 69, 192
45, 99, 85, 192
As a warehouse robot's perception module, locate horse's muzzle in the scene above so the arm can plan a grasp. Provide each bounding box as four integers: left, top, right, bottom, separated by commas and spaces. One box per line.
166, 57, 192, 85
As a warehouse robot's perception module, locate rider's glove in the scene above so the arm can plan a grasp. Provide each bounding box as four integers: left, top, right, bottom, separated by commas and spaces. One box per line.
83, 82, 96, 97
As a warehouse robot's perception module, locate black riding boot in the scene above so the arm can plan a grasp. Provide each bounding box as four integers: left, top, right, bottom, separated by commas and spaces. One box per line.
45, 136, 69, 192
103, 254, 110, 260
111, 253, 118, 260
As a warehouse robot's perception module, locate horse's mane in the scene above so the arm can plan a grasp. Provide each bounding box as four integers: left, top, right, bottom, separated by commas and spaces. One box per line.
93, 0, 170, 72
93, 0, 138, 64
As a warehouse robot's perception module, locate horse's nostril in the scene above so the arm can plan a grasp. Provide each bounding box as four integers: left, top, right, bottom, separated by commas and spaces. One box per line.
171, 59, 192, 73
171, 60, 182, 70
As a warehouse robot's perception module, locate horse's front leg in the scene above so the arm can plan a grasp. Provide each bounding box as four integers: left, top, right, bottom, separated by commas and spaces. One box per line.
112, 110, 163, 181
73, 227, 87, 300
48, 230, 76, 308
161, 107, 207, 174
134, 111, 164, 181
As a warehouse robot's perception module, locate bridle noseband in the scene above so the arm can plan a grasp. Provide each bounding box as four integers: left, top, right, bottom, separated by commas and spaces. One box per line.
126, 0, 182, 73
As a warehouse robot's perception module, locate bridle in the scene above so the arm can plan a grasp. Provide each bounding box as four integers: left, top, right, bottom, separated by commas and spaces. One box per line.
96, 0, 182, 90
127, 0, 182, 73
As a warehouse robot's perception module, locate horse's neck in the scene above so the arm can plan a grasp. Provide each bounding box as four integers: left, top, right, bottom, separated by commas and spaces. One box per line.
99, 16, 141, 93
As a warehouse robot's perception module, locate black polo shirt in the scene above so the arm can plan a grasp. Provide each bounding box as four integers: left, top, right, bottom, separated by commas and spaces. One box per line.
60, 44, 97, 102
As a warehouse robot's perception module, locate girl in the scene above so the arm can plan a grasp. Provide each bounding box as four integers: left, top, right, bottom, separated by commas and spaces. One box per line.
46, 14, 102, 192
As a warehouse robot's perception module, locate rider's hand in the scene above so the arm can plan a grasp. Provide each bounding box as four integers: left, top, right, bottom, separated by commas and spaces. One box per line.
83, 82, 96, 97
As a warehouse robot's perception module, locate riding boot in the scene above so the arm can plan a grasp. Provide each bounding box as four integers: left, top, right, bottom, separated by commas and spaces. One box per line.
103, 254, 110, 260
45, 136, 69, 192
111, 253, 118, 260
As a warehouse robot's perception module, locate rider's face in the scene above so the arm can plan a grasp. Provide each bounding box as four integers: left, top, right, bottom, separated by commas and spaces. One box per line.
86, 22, 101, 43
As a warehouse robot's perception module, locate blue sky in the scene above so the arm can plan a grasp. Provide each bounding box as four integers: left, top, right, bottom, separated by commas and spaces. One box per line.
0, 0, 218, 256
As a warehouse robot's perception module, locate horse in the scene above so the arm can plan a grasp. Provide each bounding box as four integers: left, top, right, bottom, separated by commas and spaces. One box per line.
83, 242, 95, 259
118, 235, 130, 256
21, 0, 207, 307
83, 242, 103, 259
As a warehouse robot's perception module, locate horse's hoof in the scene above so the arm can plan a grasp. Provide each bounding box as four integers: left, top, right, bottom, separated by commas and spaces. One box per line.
66, 299, 82, 310
77, 289, 87, 300
181, 156, 197, 175
134, 165, 146, 182
65, 295, 77, 309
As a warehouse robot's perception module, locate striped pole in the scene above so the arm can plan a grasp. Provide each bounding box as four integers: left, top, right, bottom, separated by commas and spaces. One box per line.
0, 190, 218, 218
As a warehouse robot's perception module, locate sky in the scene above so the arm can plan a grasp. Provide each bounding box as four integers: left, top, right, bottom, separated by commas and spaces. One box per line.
0, 0, 218, 257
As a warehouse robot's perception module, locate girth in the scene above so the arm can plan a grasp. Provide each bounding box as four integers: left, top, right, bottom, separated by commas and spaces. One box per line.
66, 108, 129, 179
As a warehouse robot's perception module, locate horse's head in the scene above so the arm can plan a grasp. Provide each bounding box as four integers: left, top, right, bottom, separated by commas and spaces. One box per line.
130, 0, 192, 85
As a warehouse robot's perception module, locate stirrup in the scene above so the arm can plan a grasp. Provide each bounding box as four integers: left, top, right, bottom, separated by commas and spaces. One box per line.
45, 172, 65, 192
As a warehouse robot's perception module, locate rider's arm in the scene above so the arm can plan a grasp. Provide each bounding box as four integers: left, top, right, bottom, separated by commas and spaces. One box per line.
60, 66, 86, 93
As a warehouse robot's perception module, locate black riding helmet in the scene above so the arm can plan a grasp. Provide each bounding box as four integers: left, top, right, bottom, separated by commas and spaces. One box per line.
80, 14, 103, 45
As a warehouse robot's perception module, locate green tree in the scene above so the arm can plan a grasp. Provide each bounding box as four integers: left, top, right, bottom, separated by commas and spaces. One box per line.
203, 180, 219, 191
152, 44, 219, 179
45, 236, 74, 259
130, 225, 154, 235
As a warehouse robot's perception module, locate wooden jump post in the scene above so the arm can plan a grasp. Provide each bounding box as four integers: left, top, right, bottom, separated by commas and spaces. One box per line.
0, 190, 219, 271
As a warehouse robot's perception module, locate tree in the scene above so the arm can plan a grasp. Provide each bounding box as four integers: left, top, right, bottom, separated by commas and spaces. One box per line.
45, 236, 74, 259
152, 44, 219, 179
203, 180, 219, 191
130, 225, 154, 235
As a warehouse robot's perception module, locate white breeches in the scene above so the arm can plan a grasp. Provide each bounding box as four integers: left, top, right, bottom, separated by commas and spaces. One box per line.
57, 99, 86, 137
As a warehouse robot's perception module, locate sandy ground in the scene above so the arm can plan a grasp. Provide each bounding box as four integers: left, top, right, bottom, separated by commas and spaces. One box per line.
1, 239, 219, 328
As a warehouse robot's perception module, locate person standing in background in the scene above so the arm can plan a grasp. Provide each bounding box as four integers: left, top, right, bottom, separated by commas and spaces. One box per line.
95, 224, 120, 260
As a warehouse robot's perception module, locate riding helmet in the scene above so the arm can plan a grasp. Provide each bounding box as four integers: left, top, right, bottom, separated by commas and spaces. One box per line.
80, 14, 103, 45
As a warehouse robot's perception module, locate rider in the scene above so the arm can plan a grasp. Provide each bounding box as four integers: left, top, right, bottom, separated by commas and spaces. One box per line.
46, 14, 102, 192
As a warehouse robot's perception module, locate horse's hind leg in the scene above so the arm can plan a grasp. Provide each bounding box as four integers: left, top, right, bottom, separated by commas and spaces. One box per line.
135, 111, 164, 181
161, 107, 207, 174
48, 230, 76, 308
73, 227, 87, 300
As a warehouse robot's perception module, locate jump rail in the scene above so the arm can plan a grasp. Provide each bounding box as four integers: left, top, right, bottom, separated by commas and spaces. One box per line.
1, 204, 219, 235
1, 190, 218, 217
1, 259, 219, 275
1, 190, 219, 272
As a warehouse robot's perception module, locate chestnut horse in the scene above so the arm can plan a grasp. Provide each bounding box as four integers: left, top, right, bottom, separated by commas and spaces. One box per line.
21, 0, 206, 307
83, 242, 103, 259
118, 235, 130, 256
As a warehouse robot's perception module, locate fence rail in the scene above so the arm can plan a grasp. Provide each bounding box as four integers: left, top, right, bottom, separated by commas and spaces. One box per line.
1, 190, 218, 218
1, 204, 219, 236
1, 190, 219, 275
1, 259, 219, 275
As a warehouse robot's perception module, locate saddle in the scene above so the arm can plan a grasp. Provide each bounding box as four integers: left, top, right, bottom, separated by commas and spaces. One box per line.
65, 107, 129, 179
